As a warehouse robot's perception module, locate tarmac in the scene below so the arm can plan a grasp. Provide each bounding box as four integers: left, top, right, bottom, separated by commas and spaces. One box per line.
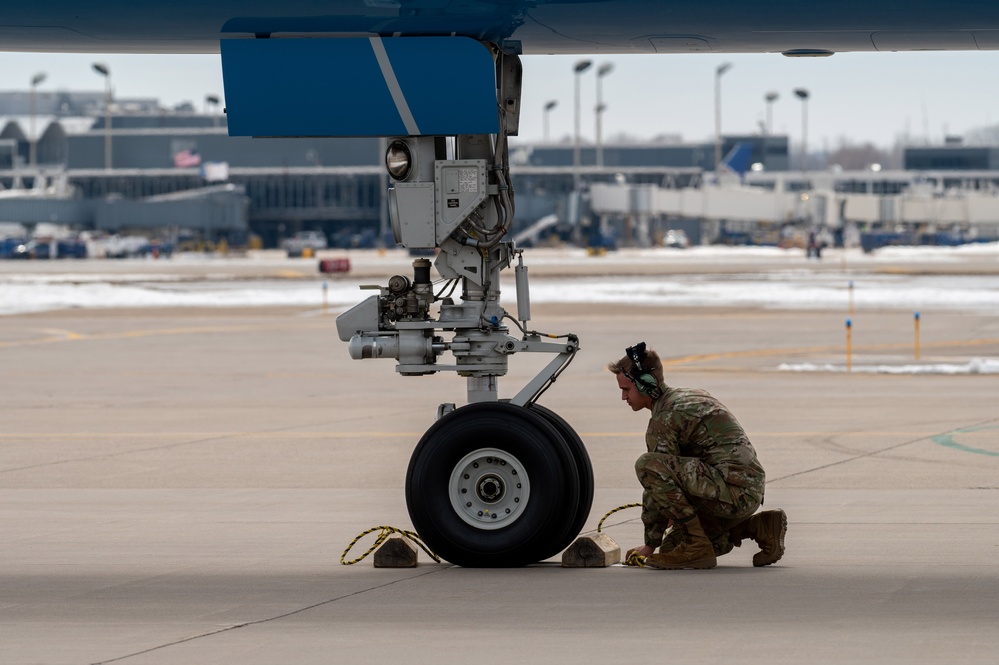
2, 248, 998, 664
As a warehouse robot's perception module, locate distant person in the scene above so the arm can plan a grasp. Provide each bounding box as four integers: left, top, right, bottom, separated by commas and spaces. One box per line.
807, 230, 822, 259
608, 342, 786, 569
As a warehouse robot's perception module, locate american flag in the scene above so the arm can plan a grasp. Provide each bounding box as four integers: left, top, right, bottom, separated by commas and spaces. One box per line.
173, 149, 202, 168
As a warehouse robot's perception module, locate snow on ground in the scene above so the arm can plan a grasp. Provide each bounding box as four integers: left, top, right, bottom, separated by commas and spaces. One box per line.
1, 244, 997, 316
778, 359, 999, 375
3, 246, 996, 375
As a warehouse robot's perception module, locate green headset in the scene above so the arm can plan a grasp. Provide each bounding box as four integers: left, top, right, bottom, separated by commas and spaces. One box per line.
623, 342, 662, 399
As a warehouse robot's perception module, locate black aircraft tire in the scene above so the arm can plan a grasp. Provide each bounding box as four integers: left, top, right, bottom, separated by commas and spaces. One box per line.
526, 403, 594, 559
406, 401, 580, 567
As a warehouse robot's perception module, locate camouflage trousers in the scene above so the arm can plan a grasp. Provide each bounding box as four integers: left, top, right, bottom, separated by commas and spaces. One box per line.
635, 451, 762, 555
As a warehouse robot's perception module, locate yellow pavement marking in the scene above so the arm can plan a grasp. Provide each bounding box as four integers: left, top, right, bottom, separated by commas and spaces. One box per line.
664, 338, 999, 366
0, 321, 329, 348
0, 431, 423, 439
579, 431, 943, 438
38, 328, 85, 340
0, 430, 942, 439
3, 321, 995, 370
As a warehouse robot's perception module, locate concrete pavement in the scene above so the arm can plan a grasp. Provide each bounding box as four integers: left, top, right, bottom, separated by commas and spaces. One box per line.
2, 255, 998, 664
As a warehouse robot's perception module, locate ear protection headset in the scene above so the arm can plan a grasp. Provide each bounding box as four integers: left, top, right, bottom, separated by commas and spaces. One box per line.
623, 342, 662, 399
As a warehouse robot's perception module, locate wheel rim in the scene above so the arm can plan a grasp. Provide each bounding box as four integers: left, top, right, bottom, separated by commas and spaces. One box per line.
448, 448, 531, 530
406, 401, 578, 566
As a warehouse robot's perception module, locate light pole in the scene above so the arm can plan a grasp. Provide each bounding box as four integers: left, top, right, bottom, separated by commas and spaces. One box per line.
595, 62, 613, 168
794, 87, 810, 185
764, 91, 778, 136
573, 59, 592, 190
29, 72, 46, 169
543, 99, 557, 143
205, 94, 220, 128
92, 62, 112, 170
714, 62, 732, 175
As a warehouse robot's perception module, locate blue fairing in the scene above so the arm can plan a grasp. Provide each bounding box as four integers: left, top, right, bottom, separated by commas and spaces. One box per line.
222, 37, 500, 136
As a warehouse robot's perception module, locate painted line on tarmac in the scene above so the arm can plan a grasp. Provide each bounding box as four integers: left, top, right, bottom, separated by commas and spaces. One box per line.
0, 430, 946, 440
0, 431, 423, 439
665, 337, 999, 367
770, 416, 999, 483
931, 425, 999, 457
0, 426, 416, 474
0, 321, 330, 348
579, 431, 946, 438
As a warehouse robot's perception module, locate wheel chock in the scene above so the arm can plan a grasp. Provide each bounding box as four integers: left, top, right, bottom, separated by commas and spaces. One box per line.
373, 534, 419, 568
561, 533, 621, 567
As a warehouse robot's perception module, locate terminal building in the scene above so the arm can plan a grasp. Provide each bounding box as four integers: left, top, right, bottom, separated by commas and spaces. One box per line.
0, 89, 795, 249
5, 88, 996, 251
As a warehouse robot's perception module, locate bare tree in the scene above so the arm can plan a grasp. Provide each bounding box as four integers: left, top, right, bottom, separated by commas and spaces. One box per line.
827, 138, 891, 170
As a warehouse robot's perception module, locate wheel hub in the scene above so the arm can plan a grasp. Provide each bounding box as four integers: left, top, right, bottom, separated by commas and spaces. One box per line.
449, 448, 530, 530
476, 474, 504, 502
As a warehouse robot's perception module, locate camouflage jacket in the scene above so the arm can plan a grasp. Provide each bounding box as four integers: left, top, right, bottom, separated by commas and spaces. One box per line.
642, 384, 766, 542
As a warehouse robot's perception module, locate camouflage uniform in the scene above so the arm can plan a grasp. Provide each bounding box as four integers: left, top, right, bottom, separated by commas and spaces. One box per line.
637, 384, 765, 555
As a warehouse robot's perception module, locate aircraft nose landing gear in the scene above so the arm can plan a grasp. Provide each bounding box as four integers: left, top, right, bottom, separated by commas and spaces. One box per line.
335, 43, 594, 565
407, 401, 592, 567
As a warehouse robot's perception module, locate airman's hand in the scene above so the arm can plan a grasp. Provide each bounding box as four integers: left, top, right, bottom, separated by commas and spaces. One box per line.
626, 544, 654, 559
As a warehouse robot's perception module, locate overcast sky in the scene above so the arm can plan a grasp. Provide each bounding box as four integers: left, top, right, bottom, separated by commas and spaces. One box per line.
1, 50, 996, 150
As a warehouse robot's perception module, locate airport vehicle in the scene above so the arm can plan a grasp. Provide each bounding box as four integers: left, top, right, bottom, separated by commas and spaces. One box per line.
664, 229, 690, 250
281, 230, 328, 257
9, 1, 999, 566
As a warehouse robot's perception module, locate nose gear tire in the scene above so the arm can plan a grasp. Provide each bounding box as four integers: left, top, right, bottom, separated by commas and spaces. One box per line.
406, 401, 583, 567
526, 402, 594, 559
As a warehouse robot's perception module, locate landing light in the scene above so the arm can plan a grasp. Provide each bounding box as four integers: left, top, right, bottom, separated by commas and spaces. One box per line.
385, 140, 412, 180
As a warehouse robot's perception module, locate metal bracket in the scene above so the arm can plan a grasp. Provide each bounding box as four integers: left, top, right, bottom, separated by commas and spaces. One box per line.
509, 336, 579, 406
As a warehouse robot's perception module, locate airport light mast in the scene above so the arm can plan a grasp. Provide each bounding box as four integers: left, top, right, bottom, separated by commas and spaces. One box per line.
714, 62, 732, 176
543, 99, 557, 143
205, 94, 221, 128
29, 72, 46, 169
572, 59, 592, 190
765, 91, 778, 136
794, 87, 810, 185
595, 62, 614, 167
92, 62, 112, 171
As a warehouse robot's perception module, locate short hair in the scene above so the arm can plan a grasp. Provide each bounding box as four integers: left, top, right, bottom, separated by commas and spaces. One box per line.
607, 347, 664, 385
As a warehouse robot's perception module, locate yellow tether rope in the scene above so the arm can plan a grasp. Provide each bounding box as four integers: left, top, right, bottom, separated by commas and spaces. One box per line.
596, 502, 641, 533
341, 503, 646, 567
340, 525, 441, 565
595, 502, 646, 567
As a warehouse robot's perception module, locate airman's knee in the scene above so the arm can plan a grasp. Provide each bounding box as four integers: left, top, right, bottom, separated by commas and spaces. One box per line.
635, 452, 655, 477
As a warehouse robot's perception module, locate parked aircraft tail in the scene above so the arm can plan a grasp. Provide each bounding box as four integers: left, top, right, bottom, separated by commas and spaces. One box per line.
721, 142, 754, 178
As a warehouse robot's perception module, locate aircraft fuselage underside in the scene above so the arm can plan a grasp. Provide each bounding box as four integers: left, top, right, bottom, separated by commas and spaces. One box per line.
4, 1, 999, 54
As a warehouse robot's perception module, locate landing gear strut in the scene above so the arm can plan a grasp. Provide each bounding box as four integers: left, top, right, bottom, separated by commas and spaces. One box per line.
336, 43, 593, 565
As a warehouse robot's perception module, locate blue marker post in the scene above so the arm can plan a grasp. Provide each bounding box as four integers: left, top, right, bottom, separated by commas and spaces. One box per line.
323, 280, 329, 316
914, 311, 920, 360
846, 318, 852, 373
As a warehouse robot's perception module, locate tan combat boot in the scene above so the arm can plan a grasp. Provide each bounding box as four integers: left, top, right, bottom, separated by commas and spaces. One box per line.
658, 524, 683, 554
644, 516, 717, 570
730, 509, 787, 567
